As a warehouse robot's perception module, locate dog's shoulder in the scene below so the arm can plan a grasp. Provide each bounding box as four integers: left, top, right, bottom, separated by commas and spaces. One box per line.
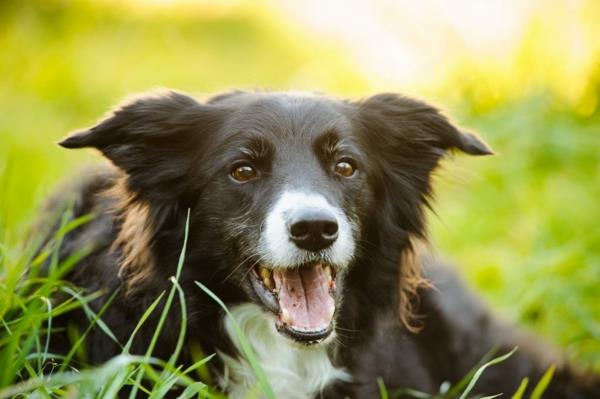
34, 163, 122, 283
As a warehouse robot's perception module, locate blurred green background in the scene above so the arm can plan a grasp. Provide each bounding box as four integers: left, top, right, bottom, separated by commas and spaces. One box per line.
1, 0, 599, 370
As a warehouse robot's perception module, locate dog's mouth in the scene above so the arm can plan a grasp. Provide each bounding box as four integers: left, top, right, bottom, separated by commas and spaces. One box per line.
249, 261, 337, 344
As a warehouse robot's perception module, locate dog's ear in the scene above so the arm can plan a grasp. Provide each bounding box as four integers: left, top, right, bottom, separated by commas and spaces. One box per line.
354, 93, 493, 239
353, 94, 493, 326
59, 91, 224, 198
356, 93, 493, 157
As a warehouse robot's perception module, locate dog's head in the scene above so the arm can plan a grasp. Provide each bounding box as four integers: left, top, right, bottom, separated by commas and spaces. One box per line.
60, 90, 492, 345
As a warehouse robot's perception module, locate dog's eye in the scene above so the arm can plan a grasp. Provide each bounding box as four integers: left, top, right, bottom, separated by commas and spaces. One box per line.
231, 163, 258, 183
334, 159, 356, 177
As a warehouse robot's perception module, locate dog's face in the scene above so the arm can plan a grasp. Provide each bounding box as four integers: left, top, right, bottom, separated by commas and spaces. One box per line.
60, 90, 492, 345
190, 93, 370, 343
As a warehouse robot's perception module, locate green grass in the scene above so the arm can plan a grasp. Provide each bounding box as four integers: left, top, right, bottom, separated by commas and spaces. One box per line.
377, 348, 556, 399
431, 96, 600, 368
0, 211, 225, 398
1, 0, 599, 396
0, 207, 557, 398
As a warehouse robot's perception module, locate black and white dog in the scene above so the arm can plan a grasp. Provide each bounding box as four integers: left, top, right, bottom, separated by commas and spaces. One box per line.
41, 90, 599, 398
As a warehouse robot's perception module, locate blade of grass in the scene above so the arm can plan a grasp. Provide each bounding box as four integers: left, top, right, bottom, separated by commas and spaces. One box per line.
176, 381, 208, 399
187, 340, 214, 386
165, 275, 188, 368
195, 281, 275, 399
60, 286, 120, 346
511, 377, 529, 399
0, 354, 160, 398
444, 346, 499, 398
530, 365, 555, 399
458, 347, 517, 399
389, 388, 432, 399
149, 366, 184, 398
122, 292, 166, 354
128, 209, 190, 399
148, 275, 190, 395
57, 289, 120, 373
38, 296, 52, 371
377, 377, 389, 399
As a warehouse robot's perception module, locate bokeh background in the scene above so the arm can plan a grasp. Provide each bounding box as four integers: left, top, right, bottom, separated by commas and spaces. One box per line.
1, 0, 599, 369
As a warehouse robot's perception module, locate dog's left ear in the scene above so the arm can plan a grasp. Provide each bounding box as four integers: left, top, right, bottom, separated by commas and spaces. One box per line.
356, 93, 493, 156
59, 90, 225, 198
354, 94, 493, 325
354, 93, 493, 240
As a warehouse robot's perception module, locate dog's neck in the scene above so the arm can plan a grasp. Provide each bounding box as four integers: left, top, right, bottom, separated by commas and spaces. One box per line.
219, 303, 350, 399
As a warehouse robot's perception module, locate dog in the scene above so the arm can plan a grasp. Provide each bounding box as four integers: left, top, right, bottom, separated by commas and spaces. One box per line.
38, 90, 599, 398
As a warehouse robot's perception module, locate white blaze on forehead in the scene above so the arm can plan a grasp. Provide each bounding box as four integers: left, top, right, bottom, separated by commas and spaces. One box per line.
259, 191, 355, 267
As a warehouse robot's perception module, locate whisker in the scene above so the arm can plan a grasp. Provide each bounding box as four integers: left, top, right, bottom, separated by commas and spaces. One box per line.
241, 257, 262, 280
220, 249, 260, 285
333, 326, 358, 333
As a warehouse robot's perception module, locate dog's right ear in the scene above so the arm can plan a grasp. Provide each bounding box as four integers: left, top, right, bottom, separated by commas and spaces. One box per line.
59, 91, 225, 197
59, 90, 202, 149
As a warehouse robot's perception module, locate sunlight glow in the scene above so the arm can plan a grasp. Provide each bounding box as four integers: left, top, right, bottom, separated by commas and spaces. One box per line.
89, 0, 599, 112
276, 0, 598, 111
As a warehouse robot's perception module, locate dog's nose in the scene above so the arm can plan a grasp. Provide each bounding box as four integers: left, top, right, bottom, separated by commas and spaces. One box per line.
288, 209, 339, 252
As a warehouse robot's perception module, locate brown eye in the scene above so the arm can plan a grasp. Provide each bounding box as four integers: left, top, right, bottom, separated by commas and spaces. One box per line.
334, 159, 356, 177
231, 164, 258, 182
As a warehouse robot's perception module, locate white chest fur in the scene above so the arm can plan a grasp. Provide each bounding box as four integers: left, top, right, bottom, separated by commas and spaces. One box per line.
219, 304, 349, 399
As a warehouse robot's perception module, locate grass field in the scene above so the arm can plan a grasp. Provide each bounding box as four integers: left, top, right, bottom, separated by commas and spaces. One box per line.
0, 0, 599, 396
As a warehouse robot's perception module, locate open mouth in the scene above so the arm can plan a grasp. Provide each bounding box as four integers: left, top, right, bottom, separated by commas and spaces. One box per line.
250, 261, 337, 344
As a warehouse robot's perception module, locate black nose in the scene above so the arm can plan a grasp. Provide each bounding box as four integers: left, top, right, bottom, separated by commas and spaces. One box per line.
288, 208, 339, 252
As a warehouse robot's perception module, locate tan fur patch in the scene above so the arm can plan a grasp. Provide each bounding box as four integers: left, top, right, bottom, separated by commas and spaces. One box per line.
399, 238, 432, 332
105, 178, 157, 294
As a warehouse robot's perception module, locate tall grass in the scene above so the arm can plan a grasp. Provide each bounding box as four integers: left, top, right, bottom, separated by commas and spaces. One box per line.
0, 204, 556, 398
0, 210, 225, 398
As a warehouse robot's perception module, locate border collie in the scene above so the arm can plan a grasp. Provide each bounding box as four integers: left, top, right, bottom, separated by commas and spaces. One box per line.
39, 90, 599, 398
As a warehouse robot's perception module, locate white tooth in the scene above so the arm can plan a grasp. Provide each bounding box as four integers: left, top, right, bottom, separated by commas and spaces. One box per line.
328, 306, 335, 319
264, 277, 274, 290
259, 266, 271, 280
324, 265, 332, 280
281, 308, 291, 324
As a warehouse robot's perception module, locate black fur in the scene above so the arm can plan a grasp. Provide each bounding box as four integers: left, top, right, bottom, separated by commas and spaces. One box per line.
39, 90, 599, 398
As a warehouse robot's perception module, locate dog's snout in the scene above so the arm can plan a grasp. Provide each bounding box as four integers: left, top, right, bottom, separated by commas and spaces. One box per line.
263, 191, 354, 266
288, 208, 339, 252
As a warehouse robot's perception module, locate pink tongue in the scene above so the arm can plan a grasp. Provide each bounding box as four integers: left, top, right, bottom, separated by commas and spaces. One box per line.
273, 264, 335, 331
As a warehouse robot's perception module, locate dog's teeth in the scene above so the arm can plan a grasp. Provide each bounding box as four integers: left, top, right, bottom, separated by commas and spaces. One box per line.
258, 266, 274, 290
324, 265, 332, 280
263, 277, 274, 290
259, 266, 271, 280
281, 308, 291, 324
